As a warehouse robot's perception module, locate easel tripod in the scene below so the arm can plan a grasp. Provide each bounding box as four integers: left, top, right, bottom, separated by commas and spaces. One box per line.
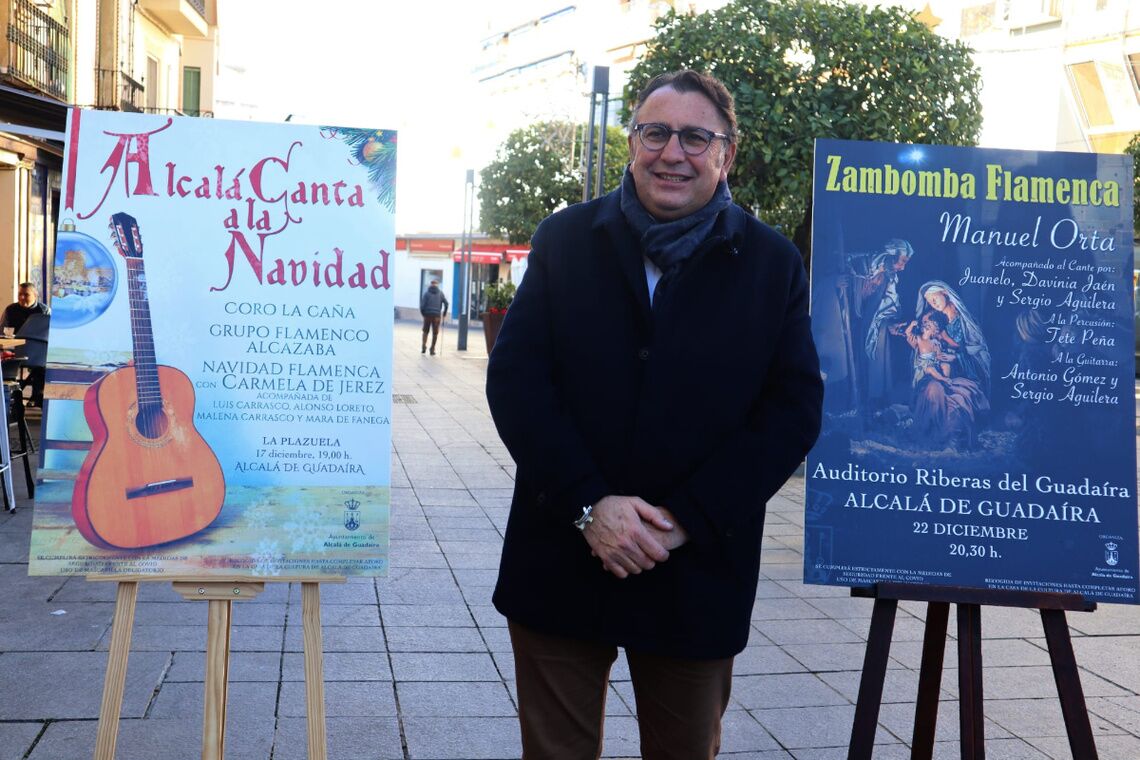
847, 582, 1098, 760
90, 575, 343, 760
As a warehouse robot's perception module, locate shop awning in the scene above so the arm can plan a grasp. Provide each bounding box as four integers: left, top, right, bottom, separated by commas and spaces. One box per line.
407, 238, 454, 253
0, 83, 67, 134
452, 251, 503, 265
505, 249, 530, 261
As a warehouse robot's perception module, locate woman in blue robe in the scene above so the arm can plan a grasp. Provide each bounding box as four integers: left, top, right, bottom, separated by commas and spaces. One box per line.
915, 281, 991, 390
908, 282, 991, 447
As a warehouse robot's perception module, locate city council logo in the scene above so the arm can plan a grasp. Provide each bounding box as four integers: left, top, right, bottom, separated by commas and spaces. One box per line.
1104, 541, 1119, 567
343, 498, 361, 531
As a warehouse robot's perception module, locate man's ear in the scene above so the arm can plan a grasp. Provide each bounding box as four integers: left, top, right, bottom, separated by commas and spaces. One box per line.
720, 141, 737, 179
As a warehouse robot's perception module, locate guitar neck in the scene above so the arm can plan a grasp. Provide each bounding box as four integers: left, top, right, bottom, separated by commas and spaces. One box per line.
124, 258, 162, 413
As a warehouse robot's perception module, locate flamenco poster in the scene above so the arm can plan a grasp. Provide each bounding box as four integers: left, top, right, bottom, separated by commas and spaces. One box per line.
28, 110, 396, 577
805, 138, 1138, 604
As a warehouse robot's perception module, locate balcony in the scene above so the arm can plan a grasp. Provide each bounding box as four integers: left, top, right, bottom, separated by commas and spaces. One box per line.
137, 0, 209, 37
0, 0, 69, 102
95, 68, 144, 113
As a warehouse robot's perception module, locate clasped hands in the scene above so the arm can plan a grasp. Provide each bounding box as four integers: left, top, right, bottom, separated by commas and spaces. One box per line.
581, 495, 688, 579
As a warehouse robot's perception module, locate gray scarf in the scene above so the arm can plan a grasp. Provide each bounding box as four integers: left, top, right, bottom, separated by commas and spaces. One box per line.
619, 167, 732, 281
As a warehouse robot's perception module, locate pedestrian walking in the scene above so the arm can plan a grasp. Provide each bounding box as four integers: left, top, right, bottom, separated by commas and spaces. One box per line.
485, 69, 823, 759
419, 279, 448, 356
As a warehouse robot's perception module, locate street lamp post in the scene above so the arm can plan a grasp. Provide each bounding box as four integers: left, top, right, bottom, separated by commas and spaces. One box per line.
457, 169, 474, 351
582, 66, 609, 202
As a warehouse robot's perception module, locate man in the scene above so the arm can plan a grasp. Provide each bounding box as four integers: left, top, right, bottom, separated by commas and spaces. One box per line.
419, 278, 448, 355
0, 282, 49, 334
486, 70, 822, 759
840, 239, 913, 410
1, 282, 50, 406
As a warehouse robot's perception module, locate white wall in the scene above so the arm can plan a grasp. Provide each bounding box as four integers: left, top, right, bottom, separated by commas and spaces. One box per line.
973, 45, 1072, 151
392, 250, 454, 319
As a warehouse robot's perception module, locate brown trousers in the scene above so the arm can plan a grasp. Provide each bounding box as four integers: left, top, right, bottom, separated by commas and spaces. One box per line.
421, 314, 441, 348
509, 621, 733, 760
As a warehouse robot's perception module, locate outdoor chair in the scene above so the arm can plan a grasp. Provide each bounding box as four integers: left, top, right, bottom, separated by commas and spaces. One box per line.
14, 312, 48, 407
0, 379, 33, 510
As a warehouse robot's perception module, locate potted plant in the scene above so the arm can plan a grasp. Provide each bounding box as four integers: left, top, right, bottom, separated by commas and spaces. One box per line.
481, 280, 516, 353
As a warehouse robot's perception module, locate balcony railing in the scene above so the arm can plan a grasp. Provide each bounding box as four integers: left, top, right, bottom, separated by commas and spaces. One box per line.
140, 106, 214, 118
95, 68, 144, 112
3, 0, 69, 101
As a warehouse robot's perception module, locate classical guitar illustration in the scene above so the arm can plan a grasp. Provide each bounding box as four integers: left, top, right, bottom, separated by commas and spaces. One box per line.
72, 212, 225, 548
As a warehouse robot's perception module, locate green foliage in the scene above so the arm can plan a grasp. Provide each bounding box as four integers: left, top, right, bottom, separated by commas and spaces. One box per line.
624, 0, 983, 262
593, 124, 630, 195
484, 280, 517, 312
478, 121, 629, 244
1125, 133, 1140, 234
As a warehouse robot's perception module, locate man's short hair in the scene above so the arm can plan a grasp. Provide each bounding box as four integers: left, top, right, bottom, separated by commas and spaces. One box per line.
18, 282, 35, 291
630, 70, 737, 142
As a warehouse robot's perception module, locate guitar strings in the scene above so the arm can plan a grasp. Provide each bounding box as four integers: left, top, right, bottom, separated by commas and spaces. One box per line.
125, 258, 162, 439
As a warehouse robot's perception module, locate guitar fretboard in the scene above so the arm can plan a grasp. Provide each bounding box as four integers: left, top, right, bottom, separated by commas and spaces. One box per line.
124, 257, 163, 423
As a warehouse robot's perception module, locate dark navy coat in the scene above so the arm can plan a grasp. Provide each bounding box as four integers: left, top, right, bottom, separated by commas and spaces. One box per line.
486, 188, 822, 659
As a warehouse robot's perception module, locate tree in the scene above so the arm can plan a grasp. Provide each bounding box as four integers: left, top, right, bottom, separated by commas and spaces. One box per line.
1125, 133, 1140, 234
478, 121, 629, 244
624, 0, 983, 263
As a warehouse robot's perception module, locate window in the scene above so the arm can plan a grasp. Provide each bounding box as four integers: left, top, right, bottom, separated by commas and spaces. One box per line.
183, 66, 201, 117
1000, 0, 1062, 26
1068, 61, 1113, 127
146, 56, 159, 110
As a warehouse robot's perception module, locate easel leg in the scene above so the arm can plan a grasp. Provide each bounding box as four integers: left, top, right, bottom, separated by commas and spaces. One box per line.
956, 603, 984, 759
202, 599, 232, 760
16, 408, 33, 496
1041, 609, 1099, 760
303, 582, 329, 760
911, 601, 950, 759
94, 581, 139, 760
0, 391, 14, 512
848, 597, 898, 760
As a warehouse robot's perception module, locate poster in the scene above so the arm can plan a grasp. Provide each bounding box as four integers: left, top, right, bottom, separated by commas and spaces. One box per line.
805, 139, 1138, 604
29, 110, 396, 577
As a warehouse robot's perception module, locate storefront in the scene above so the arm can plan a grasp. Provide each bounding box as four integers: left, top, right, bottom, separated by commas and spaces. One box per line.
392, 236, 525, 321
0, 84, 66, 307
451, 245, 506, 320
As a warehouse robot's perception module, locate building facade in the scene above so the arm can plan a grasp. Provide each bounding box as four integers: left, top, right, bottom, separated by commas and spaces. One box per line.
471, 0, 735, 186
0, 0, 217, 308
902, 0, 1139, 154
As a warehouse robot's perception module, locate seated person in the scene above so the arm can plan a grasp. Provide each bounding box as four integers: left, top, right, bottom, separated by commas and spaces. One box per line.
1, 284, 49, 406
0, 282, 49, 334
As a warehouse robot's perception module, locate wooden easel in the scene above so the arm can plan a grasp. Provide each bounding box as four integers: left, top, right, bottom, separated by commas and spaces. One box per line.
847, 582, 1098, 760
88, 575, 345, 760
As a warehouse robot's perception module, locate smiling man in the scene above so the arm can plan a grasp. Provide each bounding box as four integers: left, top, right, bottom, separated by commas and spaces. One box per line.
486, 70, 822, 760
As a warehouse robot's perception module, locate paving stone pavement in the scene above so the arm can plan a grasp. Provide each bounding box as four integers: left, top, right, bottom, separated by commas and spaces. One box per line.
0, 321, 1138, 759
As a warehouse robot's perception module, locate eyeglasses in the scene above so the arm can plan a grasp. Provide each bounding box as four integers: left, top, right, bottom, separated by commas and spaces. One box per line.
633, 123, 732, 156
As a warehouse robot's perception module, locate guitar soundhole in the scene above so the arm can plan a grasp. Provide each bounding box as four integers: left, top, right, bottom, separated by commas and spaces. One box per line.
134, 406, 170, 440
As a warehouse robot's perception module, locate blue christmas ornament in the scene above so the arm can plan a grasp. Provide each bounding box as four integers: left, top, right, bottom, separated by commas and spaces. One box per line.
51, 220, 118, 328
